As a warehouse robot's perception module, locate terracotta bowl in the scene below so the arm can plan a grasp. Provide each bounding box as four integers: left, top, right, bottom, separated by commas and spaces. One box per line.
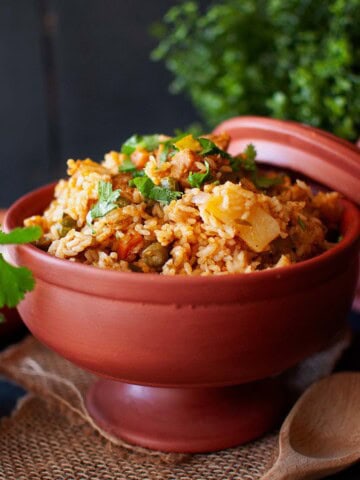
4, 119, 360, 453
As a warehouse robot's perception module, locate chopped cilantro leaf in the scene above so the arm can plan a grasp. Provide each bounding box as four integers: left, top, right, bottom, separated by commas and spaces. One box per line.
197, 137, 231, 159
0, 253, 35, 308
119, 157, 137, 173
132, 175, 182, 204
121, 134, 161, 155
297, 216, 307, 231
188, 161, 210, 188
0, 226, 42, 245
86, 181, 121, 225
159, 133, 189, 163
0, 225, 43, 309
159, 141, 173, 163
252, 174, 283, 189
229, 156, 242, 172
228, 143, 283, 189
242, 144, 257, 171
230, 144, 256, 172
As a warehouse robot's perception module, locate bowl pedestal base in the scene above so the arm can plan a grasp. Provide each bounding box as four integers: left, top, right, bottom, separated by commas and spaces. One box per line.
86, 378, 285, 453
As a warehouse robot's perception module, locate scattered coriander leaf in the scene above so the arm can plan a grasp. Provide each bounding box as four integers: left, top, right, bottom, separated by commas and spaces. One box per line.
252, 173, 283, 189
121, 135, 141, 156
159, 133, 190, 163
229, 156, 242, 172
131, 170, 146, 179
132, 175, 182, 204
188, 161, 210, 188
0, 226, 42, 245
119, 157, 137, 173
0, 253, 35, 308
198, 137, 231, 159
86, 181, 121, 225
242, 144, 257, 171
150, 185, 183, 203
297, 216, 307, 231
0, 312, 6, 323
230, 144, 257, 172
131, 176, 154, 197
121, 134, 161, 155
159, 141, 173, 163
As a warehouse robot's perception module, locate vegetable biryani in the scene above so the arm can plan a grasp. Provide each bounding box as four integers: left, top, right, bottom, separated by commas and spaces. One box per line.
24, 132, 342, 275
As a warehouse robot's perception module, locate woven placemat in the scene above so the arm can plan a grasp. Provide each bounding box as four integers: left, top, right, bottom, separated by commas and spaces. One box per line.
0, 334, 351, 480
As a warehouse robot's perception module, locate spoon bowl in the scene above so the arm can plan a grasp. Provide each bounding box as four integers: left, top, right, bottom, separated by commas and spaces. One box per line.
262, 372, 360, 480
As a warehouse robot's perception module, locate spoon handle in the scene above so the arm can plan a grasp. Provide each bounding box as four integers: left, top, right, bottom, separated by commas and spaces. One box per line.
261, 458, 311, 480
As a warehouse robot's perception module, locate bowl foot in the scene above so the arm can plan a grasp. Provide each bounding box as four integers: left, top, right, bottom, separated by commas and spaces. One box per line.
86, 378, 285, 453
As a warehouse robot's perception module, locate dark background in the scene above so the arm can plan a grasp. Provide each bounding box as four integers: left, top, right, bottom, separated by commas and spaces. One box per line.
0, 0, 205, 207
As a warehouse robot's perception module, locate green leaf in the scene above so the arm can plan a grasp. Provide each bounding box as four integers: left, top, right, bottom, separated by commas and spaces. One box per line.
132, 175, 182, 204
198, 137, 231, 159
131, 176, 154, 197
230, 143, 257, 172
297, 216, 307, 231
0, 226, 42, 245
159, 133, 190, 163
252, 173, 283, 189
159, 141, 173, 164
0, 254, 35, 308
188, 161, 210, 188
121, 134, 161, 155
242, 144, 257, 171
119, 157, 137, 173
86, 181, 121, 225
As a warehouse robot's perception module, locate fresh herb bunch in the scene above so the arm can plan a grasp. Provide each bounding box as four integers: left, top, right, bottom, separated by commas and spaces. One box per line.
0, 226, 42, 309
152, 0, 360, 140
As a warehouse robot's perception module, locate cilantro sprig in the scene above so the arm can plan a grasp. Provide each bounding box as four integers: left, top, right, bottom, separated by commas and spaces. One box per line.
230, 144, 283, 189
0, 225, 42, 309
86, 181, 121, 225
188, 161, 210, 188
0, 226, 43, 245
131, 175, 182, 204
121, 134, 161, 156
198, 137, 231, 159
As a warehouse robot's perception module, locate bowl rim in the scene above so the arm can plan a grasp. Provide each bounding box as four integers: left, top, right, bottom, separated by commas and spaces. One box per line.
4, 181, 360, 289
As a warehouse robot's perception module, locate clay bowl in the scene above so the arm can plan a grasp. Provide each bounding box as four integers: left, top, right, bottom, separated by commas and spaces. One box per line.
4, 119, 360, 453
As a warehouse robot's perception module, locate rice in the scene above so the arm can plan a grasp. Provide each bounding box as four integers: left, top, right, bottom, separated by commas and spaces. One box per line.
24, 132, 342, 275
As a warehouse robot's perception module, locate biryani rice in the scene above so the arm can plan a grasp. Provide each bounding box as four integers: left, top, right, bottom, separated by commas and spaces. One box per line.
24, 132, 342, 275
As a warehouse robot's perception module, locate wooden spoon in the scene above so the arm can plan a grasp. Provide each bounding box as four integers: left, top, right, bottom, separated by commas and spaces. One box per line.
262, 372, 360, 480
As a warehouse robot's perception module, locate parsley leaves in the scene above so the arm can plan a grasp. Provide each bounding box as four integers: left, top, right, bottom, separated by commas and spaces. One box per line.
0, 225, 42, 309
86, 181, 121, 225
121, 134, 161, 156
131, 175, 182, 204
188, 161, 210, 188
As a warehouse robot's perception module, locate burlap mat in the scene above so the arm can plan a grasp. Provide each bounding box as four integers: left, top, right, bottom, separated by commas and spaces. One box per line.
0, 333, 351, 480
